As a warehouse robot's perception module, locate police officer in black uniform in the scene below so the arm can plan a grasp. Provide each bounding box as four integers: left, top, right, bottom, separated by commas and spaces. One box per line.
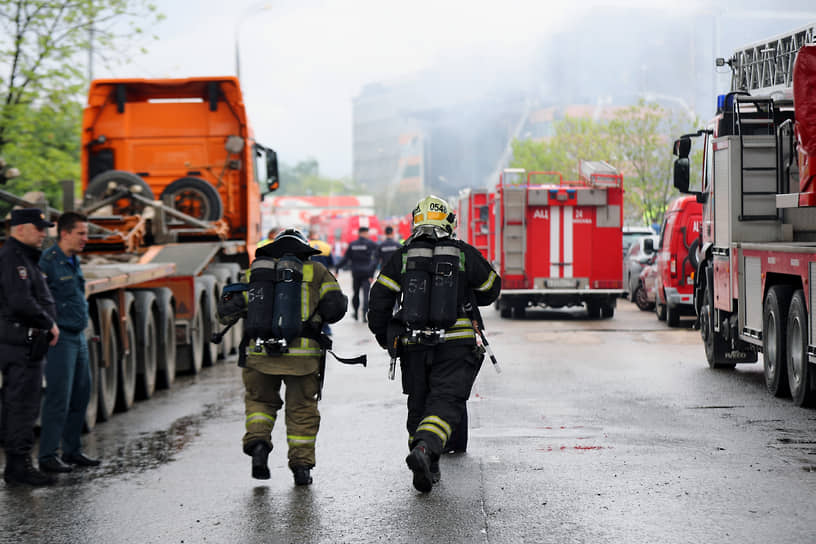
368, 196, 501, 493
376, 226, 402, 269
336, 226, 378, 322
0, 208, 59, 486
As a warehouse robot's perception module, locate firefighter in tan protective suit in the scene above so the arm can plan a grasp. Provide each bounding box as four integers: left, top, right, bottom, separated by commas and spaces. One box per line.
218, 228, 348, 485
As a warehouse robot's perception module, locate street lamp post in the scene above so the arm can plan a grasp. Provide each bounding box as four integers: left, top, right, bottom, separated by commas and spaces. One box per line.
234, 3, 273, 81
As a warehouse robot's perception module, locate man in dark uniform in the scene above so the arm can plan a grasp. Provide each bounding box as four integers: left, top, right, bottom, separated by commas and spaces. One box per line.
336, 226, 377, 322
376, 226, 402, 269
0, 208, 60, 486
38, 212, 100, 473
368, 196, 501, 493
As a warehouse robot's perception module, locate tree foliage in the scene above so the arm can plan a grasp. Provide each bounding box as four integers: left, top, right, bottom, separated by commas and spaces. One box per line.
277, 158, 366, 197
511, 100, 701, 225
0, 0, 163, 206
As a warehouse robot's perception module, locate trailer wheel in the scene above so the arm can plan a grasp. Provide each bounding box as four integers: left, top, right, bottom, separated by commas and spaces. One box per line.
763, 285, 792, 397
176, 284, 205, 375
786, 290, 816, 407
633, 285, 653, 311
95, 298, 120, 422
153, 288, 177, 389
133, 291, 158, 400
84, 170, 154, 215
116, 292, 137, 412
219, 263, 244, 355
206, 265, 235, 358
198, 274, 219, 366
701, 282, 735, 370
83, 319, 100, 432
160, 177, 223, 221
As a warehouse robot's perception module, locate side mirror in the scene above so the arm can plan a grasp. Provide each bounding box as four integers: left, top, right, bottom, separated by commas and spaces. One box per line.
673, 158, 690, 193
673, 136, 691, 159
225, 135, 245, 154
643, 237, 654, 254
265, 149, 279, 193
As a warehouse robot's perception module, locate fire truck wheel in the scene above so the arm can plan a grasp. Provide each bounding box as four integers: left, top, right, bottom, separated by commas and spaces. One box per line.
499, 300, 511, 319
666, 303, 680, 327
601, 303, 614, 319
84, 170, 155, 216
655, 296, 667, 321
633, 285, 653, 311
586, 301, 601, 319
786, 290, 816, 406
763, 285, 793, 397
160, 177, 224, 221
701, 282, 735, 370
512, 301, 527, 319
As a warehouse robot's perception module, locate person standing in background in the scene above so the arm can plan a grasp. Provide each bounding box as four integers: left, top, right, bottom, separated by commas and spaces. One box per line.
335, 226, 377, 322
376, 226, 402, 270
38, 212, 101, 474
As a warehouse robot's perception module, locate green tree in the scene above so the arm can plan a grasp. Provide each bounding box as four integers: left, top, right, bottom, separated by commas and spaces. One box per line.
277, 159, 366, 197
0, 0, 163, 205
510, 101, 701, 225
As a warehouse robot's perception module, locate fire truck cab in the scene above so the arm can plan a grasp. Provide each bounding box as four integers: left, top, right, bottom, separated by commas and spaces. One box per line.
674, 28, 816, 406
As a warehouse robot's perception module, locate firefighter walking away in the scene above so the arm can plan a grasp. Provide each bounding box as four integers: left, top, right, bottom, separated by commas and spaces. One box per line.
367, 196, 501, 492
217, 228, 348, 485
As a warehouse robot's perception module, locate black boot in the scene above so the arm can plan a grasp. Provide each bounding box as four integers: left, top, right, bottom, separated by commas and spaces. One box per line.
405, 441, 434, 493
291, 465, 313, 486
4, 454, 55, 486
249, 442, 271, 480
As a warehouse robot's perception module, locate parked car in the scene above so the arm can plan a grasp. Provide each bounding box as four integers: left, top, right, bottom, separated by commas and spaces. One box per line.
623, 234, 658, 300
654, 195, 702, 326
636, 257, 659, 311
622, 225, 655, 289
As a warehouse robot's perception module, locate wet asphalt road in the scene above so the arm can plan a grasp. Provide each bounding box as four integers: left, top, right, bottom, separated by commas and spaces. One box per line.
1, 277, 816, 544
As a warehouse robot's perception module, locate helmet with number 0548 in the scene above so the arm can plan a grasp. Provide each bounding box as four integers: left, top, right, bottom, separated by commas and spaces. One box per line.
411, 195, 456, 235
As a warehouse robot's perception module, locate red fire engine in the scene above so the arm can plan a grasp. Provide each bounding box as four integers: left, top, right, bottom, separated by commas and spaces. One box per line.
455, 188, 491, 260
673, 25, 816, 406
489, 161, 624, 318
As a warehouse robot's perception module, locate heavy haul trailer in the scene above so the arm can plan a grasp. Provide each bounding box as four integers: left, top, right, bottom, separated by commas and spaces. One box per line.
673, 25, 816, 406
78, 77, 279, 377
491, 162, 624, 319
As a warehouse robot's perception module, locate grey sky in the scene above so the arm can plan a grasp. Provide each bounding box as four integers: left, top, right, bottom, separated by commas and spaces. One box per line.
99, 0, 701, 178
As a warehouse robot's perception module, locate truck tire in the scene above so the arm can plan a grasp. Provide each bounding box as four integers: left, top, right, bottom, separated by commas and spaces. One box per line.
95, 298, 120, 422
512, 300, 526, 319
666, 302, 680, 327
499, 299, 511, 319
133, 291, 158, 400
601, 302, 615, 319
655, 294, 667, 321
786, 290, 816, 407
84, 170, 154, 215
160, 177, 223, 221
153, 288, 177, 389
206, 264, 235, 358
83, 319, 100, 432
763, 285, 792, 397
198, 274, 219, 366
701, 281, 735, 370
176, 283, 205, 375
586, 300, 601, 319
116, 291, 137, 412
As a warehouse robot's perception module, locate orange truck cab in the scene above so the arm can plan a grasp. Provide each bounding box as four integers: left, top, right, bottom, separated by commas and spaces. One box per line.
655, 195, 702, 326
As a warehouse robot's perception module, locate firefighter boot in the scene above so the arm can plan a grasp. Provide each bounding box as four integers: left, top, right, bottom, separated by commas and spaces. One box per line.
406, 441, 434, 493
292, 465, 313, 486
248, 441, 272, 480
4, 454, 55, 486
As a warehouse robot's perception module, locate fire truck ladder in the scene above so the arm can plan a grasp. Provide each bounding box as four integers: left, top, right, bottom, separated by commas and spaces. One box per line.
735, 96, 781, 222
729, 23, 816, 94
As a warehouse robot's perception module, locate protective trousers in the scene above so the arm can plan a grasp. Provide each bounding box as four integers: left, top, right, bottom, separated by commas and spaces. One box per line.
0, 347, 45, 456
39, 331, 91, 461
400, 344, 483, 458
242, 368, 321, 468
351, 274, 371, 316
